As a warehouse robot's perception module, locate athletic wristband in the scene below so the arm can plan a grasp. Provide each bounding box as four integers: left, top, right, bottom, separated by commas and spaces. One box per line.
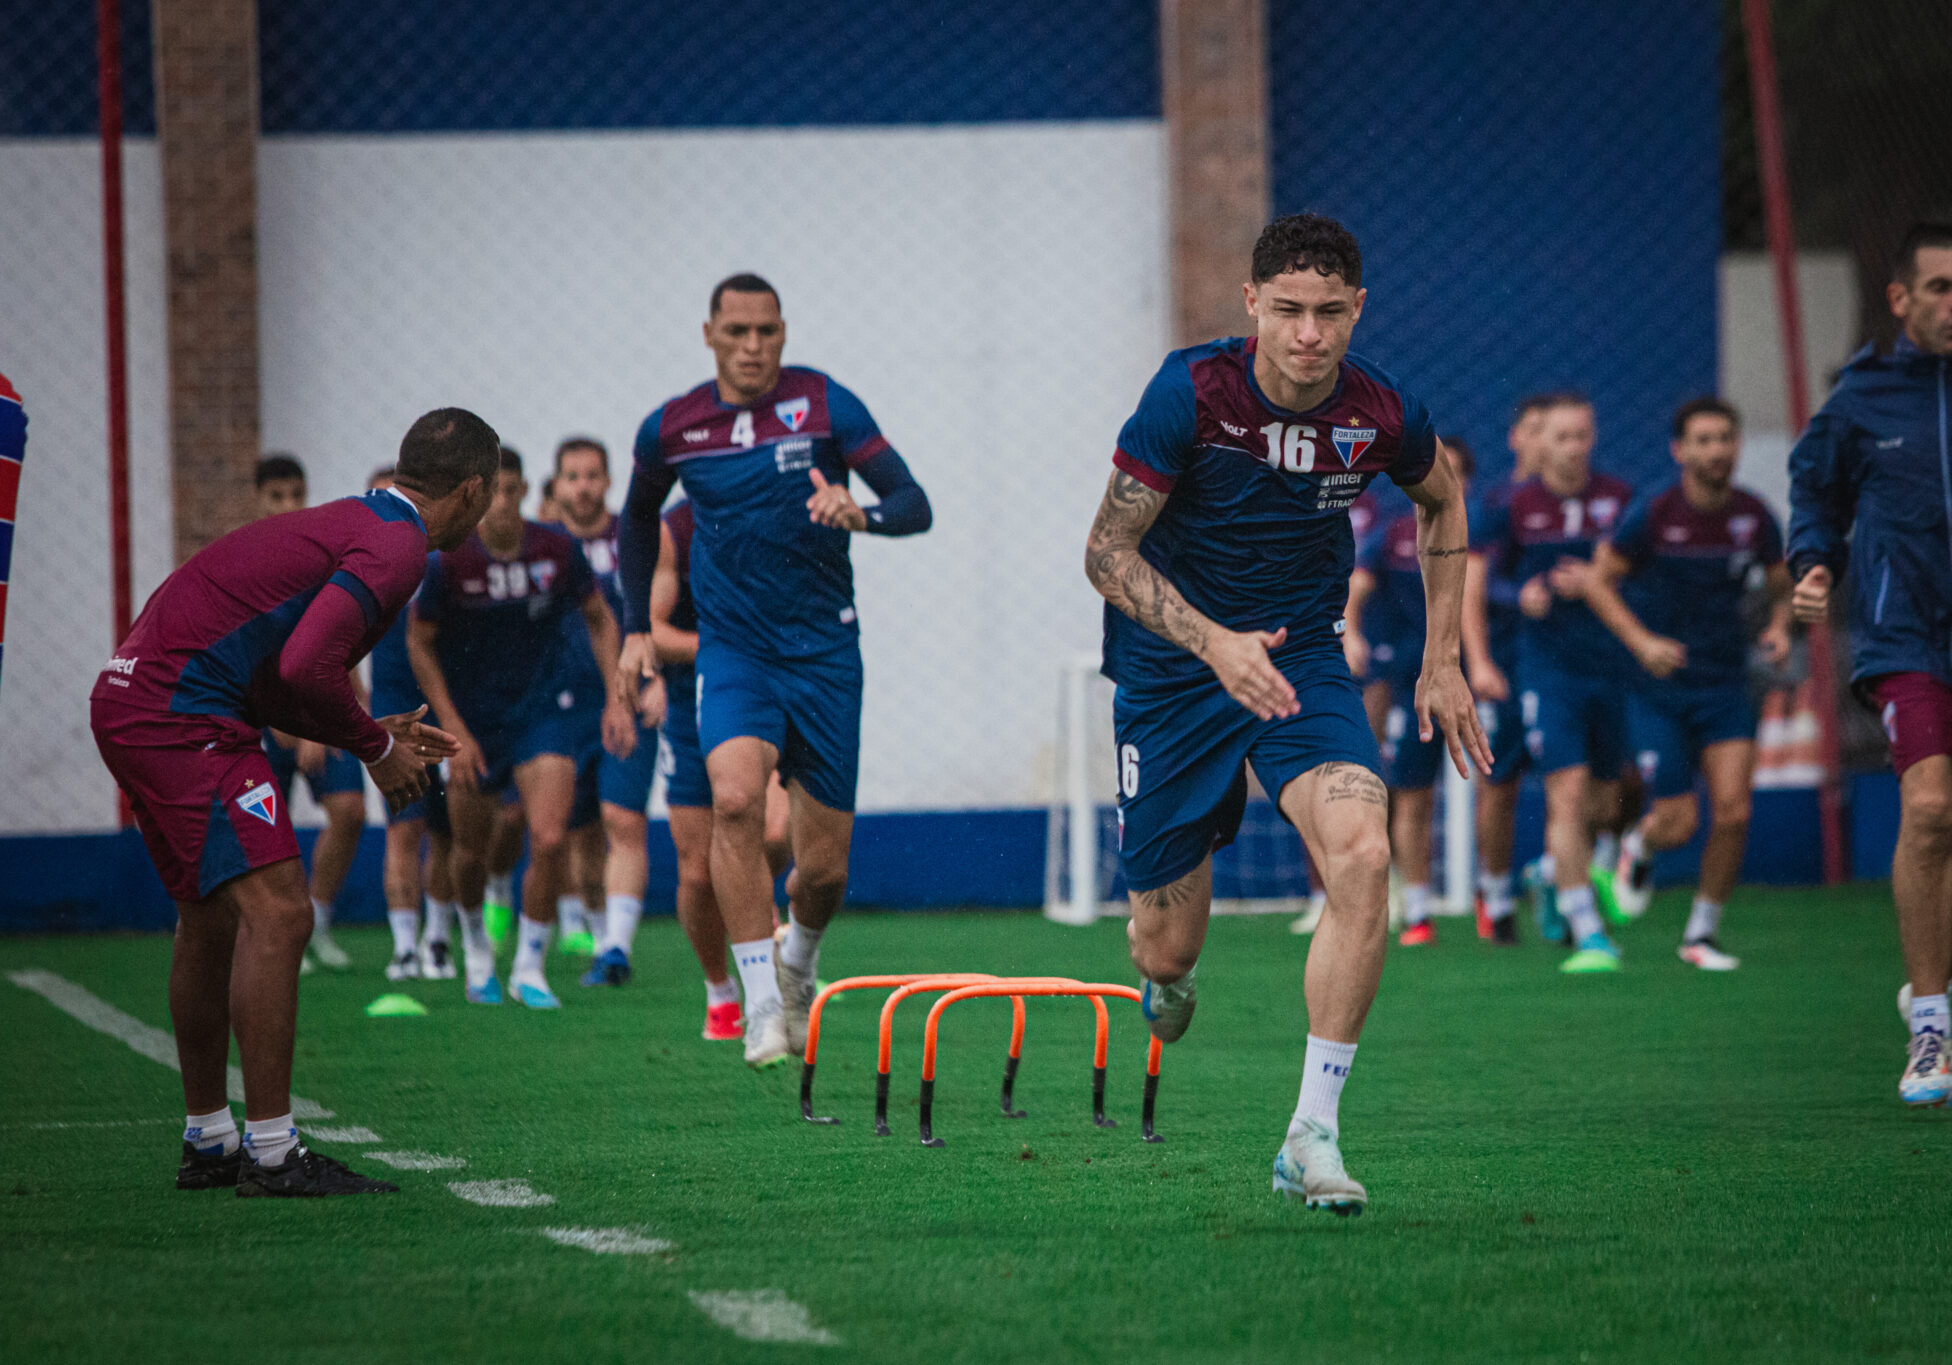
362, 733, 395, 767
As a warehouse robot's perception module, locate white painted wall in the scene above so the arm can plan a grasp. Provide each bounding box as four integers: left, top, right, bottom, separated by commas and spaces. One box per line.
0, 121, 1168, 830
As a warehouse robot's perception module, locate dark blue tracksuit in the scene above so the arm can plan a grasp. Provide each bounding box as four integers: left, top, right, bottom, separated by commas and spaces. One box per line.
1787, 334, 1952, 693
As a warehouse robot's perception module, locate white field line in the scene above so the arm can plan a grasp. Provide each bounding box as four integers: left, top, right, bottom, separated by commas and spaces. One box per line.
364, 1150, 466, 1170
539, 1227, 673, 1255
7, 970, 333, 1119
302, 1124, 381, 1144
448, 1179, 555, 1208
2, 1118, 180, 1130
687, 1290, 839, 1346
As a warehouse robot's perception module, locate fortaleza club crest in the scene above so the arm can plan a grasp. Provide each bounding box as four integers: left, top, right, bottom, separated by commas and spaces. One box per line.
236, 781, 278, 826
1331, 425, 1376, 468
775, 396, 810, 433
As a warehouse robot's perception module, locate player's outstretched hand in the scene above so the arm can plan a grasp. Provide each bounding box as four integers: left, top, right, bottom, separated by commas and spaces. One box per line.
1632, 634, 1688, 678
1518, 574, 1553, 619
618, 633, 659, 712
1467, 654, 1510, 703
633, 670, 667, 730
1204, 627, 1300, 721
1416, 660, 1492, 778
601, 697, 638, 761
806, 469, 867, 531
1792, 565, 1832, 624
367, 707, 457, 813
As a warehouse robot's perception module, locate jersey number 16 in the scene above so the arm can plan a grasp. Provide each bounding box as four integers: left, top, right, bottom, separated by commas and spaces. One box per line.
1260, 422, 1319, 474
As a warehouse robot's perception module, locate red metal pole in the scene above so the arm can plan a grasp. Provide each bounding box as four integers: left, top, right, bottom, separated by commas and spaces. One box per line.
1743, 0, 1846, 884
99, 0, 134, 827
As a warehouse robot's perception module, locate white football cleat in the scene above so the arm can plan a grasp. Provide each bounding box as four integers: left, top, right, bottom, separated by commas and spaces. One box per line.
1611, 850, 1654, 919
511, 970, 561, 1010
308, 929, 352, 970
776, 953, 817, 1056
1901, 1028, 1951, 1107
419, 936, 458, 980
384, 951, 421, 982
1139, 973, 1197, 1043
1676, 939, 1739, 972
743, 998, 793, 1069
1272, 1118, 1367, 1216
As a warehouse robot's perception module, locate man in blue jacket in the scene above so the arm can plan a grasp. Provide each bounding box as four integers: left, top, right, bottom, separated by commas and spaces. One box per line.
1788, 221, 1952, 1107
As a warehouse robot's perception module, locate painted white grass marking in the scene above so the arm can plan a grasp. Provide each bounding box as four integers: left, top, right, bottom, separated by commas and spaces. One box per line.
539, 1227, 673, 1255
302, 1124, 381, 1144
448, 1179, 554, 1208
7, 970, 334, 1119
687, 1290, 839, 1345
363, 1150, 466, 1171
4, 1118, 179, 1130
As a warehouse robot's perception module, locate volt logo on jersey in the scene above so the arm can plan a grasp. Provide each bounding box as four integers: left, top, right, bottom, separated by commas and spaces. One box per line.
236, 781, 278, 826
1331, 426, 1376, 467
775, 397, 810, 432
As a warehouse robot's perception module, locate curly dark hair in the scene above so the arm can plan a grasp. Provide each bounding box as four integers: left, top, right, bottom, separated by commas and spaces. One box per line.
1671, 396, 1739, 439
1251, 213, 1363, 287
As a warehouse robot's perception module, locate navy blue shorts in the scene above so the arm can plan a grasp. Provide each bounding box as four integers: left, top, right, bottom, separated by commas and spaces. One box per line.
263, 730, 366, 802
1113, 652, 1380, 894
598, 713, 662, 814
1476, 690, 1529, 784
648, 667, 711, 809
697, 640, 861, 813
1628, 682, 1756, 799
1379, 681, 1445, 791
1520, 664, 1627, 778
474, 697, 601, 798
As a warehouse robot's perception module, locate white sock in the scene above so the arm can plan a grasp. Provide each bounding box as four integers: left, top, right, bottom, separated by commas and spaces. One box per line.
1478, 869, 1515, 921
732, 937, 783, 1013
1402, 884, 1430, 927
1683, 896, 1723, 944
1909, 992, 1949, 1041
241, 1113, 299, 1166
184, 1106, 239, 1156
486, 871, 514, 907
706, 976, 740, 1007
311, 898, 332, 934
457, 904, 491, 958
603, 894, 643, 956
1591, 832, 1619, 873
780, 916, 823, 974
423, 897, 455, 945
1560, 885, 1604, 942
558, 895, 588, 936
1288, 1036, 1358, 1140
513, 915, 551, 975
387, 908, 420, 956
1536, 853, 1557, 882
1621, 827, 1647, 868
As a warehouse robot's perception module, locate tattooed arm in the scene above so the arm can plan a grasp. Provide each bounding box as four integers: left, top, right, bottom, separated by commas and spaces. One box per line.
1399, 442, 1493, 777
1084, 469, 1299, 721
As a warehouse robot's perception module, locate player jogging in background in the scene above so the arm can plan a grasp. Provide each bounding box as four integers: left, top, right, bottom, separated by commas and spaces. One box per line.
0, 372, 23, 688
251, 455, 368, 973
1344, 439, 1476, 946
1463, 397, 1550, 943
616, 272, 933, 1067
1084, 214, 1488, 1215
1788, 222, 1952, 1106
1474, 396, 1633, 973
1584, 398, 1790, 970
90, 408, 494, 1196
409, 447, 639, 1010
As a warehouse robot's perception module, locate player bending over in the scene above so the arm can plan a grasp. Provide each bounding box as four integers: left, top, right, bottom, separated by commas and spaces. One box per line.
1473, 396, 1632, 972
1788, 223, 1952, 1105
91, 409, 496, 1195
408, 448, 640, 1009
617, 273, 933, 1067
1583, 399, 1789, 970
1084, 214, 1488, 1214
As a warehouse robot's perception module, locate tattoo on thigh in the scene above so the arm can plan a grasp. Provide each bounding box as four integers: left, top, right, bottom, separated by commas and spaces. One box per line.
1321, 762, 1386, 806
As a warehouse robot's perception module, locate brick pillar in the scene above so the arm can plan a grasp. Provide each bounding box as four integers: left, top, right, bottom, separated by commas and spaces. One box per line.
1160, 0, 1270, 349
154, 0, 261, 562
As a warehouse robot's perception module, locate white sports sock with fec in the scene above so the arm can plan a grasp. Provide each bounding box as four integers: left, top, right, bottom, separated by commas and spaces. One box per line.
706, 976, 740, 1007
780, 917, 823, 975
184, 1106, 239, 1156
457, 904, 491, 958
1909, 993, 1949, 1041
557, 895, 589, 936
387, 908, 419, 956
1683, 896, 1723, 944
1478, 869, 1515, 921
732, 937, 783, 1013
312, 898, 333, 933
603, 894, 643, 955
424, 897, 455, 945
513, 916, 551, 975
1402, 884, 1431, 927
242, 1113, 298, 1166
1289, 1036, 1357, 1139
1560, 885, 1604, 942
486, 871, 514, 907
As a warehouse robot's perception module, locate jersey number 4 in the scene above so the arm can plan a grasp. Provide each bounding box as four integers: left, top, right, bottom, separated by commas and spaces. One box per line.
731, 411, 756, 448
1260, 422, 1319, 474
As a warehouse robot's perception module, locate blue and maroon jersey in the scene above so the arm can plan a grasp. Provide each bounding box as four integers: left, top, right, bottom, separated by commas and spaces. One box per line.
1357, 511, 1427, 681
1472, 471, 1634, 678
0, 372, 22, 687
1609, 480, 1783, 689
630, 366, 892, 659
414, 520, 595, 733
91, 489, 428, 760
1103, 337, 1437, 687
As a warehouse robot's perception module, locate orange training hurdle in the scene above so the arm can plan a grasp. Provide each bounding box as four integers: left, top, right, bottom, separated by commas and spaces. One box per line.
800, 975, 1026, 1126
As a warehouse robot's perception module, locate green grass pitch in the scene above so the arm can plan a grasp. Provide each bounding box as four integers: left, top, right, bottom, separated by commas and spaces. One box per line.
4, 885, 1949, 1363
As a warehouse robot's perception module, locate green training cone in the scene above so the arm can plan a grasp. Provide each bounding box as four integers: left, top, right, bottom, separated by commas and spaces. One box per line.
364, 993, 430, 1017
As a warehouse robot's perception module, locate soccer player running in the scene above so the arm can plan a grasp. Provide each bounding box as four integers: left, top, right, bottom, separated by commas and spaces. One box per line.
1084, 214, 1487, 1214
1788, 222, 1952, 1105
1473, 396, 1633, 972
408, 448, 639, 1009
1583, 399, 1790, 969
90, 409, 495, 1196
616, 273, 933, 1067
1462, 397, 1550, 943
252, 454, 368, 972
1343, 440, 1477, 946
